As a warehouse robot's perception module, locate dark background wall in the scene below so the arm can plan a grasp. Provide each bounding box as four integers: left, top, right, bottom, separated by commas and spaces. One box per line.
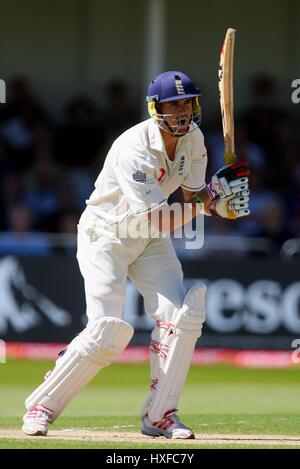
0, 0, 298, 120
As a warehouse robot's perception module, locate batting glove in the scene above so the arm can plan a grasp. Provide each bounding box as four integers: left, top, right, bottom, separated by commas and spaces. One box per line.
209, 189, 250, 219
207, 161, 250, 200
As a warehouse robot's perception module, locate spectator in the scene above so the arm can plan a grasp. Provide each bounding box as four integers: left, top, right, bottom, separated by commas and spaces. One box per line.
23, 151, 62, 231
57, 210, 79, 235
0, 172, 25, 230
50, 210, 79, 253
242, 168, 280, 236
55, 96, 103, 210
55, 95, 103, 169
0, 204, 51, 255
0, 76, 49, 171
207, 120, 266, 175
252, 199, 293, 252
102, 79, 139, 142
0, 138, 15, 176
242, 73, 288, 167
0, 72, 299, 254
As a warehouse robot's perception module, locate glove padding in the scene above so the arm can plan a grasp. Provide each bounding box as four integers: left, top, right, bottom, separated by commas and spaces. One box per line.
207, 161, 250, 200
209, 189, 250, 219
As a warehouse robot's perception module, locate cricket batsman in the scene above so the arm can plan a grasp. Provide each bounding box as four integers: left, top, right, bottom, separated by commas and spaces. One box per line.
22, 71, 250, 439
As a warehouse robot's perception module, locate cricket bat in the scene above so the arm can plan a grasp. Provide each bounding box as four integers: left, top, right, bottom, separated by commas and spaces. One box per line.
218, 28, 236, 165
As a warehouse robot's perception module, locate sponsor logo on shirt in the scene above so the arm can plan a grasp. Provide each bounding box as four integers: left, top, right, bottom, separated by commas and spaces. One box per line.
133, 170, 147, 183
157, 167, 166, 182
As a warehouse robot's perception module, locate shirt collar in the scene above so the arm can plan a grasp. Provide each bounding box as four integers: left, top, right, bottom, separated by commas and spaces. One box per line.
148, 118, 165, 152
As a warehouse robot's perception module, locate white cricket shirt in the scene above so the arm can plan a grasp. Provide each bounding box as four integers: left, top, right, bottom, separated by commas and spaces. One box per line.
86, 118, 207, 224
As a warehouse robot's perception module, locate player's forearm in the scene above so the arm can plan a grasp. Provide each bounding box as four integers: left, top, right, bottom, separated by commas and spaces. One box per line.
187, 185, 215, 210
148, 185, 216, 234
168, 184, 222, 232
149, 199, 206, 235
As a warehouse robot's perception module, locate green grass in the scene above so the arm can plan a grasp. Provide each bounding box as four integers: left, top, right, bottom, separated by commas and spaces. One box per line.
1, 439, 300, 449
1, 359, 300, 448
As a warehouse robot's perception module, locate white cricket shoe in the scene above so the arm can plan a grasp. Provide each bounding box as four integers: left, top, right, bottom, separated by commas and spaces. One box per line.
141, 409, 195, 439
22, 404, 54, 436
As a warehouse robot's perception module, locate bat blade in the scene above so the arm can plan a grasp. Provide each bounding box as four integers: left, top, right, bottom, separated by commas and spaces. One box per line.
219, 28, 236, 165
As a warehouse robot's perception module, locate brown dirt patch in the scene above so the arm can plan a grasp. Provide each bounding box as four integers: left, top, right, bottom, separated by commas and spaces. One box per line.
1, 429, 300, 446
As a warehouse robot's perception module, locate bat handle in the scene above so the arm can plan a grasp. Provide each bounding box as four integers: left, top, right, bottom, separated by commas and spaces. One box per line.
224, 152, 236, 165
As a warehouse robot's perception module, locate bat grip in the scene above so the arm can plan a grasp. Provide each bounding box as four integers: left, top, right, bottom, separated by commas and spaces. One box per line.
224, 152, 236, 165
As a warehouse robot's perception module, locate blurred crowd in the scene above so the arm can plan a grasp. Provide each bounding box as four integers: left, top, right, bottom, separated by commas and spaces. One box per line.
0, 74, 299, 256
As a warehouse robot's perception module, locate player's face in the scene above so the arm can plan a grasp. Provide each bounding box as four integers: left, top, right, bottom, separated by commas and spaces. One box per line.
160, 98, 193, 135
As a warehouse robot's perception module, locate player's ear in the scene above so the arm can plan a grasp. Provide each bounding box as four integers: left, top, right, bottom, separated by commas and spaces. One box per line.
156, 102, 163, 114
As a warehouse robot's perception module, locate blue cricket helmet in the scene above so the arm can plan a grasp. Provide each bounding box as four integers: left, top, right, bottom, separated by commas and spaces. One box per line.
146, 71, 202, 136
146, 71, 201, 103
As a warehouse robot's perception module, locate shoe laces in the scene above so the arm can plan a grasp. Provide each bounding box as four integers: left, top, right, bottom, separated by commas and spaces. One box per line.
153, 409, 183, 430
26, 405, 53, 423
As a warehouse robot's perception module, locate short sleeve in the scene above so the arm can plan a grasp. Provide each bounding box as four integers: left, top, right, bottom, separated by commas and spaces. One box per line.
114, 150, 167, 215
181, 129, 208, 192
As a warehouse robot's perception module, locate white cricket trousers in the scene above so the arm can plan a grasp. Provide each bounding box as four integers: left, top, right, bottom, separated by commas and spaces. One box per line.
76, 208, 185, 323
